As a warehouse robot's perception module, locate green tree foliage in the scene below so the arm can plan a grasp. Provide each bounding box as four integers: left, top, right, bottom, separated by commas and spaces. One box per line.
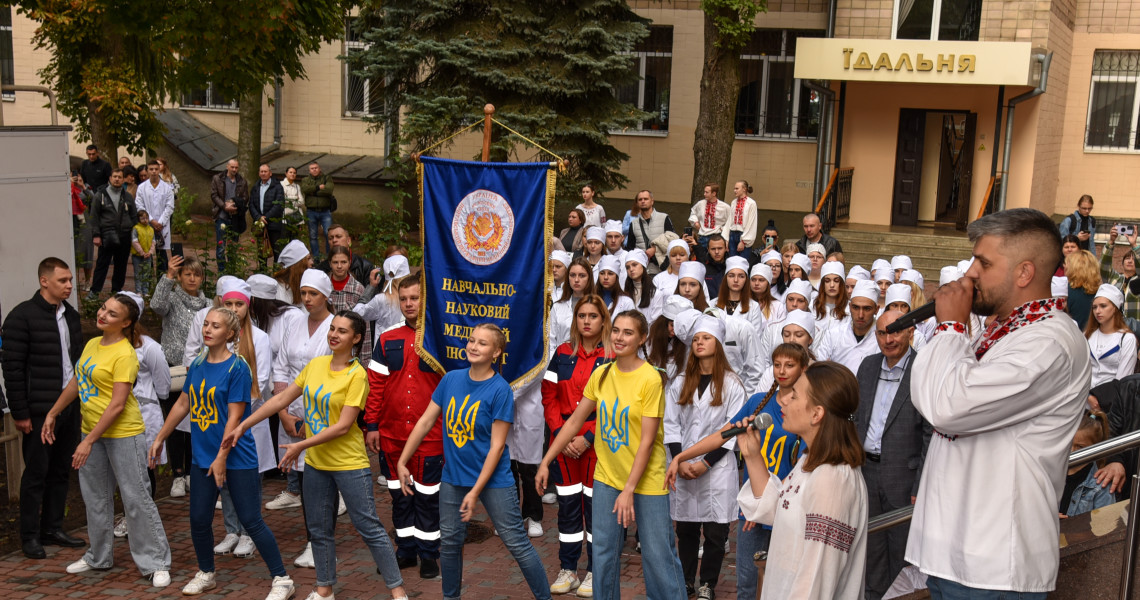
691, 0, 766, 201
349, 0, 652, 195
17, 0, 176, 158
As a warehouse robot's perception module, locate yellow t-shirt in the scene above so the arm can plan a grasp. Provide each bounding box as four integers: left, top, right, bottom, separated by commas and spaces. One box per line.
294, 355, 370, 471
582, 361, 668, 495
76, 337, 145, 438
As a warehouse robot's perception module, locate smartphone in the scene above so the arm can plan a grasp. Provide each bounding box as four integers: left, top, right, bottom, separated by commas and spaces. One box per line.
1118, 225, 1136, 236
684, 226, 693, 236
765, 236, 776, 246
170, 242, 184, 258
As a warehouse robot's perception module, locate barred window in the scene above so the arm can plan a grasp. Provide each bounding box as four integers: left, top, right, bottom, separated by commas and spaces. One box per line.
735, 29, 823, 140
1, 9, 13, 100
1086, 50, 1140, 151
344, 18, 383, 118
181, 83, 238, 111
893, 0, 982, 41
615, 26, 673, 132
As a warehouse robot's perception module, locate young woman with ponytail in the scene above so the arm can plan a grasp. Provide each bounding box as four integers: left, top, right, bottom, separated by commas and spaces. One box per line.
149, 307, 293, 599
226, 310, 409, 600
41, 294, 172, 587
665, 342, 810, 600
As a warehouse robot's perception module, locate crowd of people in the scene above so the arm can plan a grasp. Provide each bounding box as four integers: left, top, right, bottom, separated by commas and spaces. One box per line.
1, 180, 1136, 600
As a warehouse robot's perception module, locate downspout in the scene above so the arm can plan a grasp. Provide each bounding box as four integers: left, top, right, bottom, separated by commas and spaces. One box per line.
808, 0, 839, 212
261, 78, 283, 154
997, 52, 1051, 211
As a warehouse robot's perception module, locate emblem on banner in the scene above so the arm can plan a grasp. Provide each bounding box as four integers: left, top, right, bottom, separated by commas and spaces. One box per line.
451, 189, 514, 265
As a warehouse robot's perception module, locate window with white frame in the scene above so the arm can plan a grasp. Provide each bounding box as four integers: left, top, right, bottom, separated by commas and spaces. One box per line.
615, 26, 672, 132
181, 82, 238, 111
1, 9, 13, 100
893, 0, 982, 41
735, 29, 823, 139
344, 19, 382, 118
1086, 50, 1140, 151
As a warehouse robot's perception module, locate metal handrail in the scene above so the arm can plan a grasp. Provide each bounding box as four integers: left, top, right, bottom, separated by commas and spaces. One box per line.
866, 428, 1140, 599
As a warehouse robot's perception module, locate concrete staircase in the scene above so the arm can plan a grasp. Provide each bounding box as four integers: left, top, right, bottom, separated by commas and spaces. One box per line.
829, 226, 975, 287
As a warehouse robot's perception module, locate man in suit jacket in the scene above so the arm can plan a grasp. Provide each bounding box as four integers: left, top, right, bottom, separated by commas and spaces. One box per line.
249, 163, 287, 262
855, 309, 932, 600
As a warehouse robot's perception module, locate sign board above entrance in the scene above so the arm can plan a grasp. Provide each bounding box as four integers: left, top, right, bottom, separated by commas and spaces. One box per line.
794, 38, 1039, 86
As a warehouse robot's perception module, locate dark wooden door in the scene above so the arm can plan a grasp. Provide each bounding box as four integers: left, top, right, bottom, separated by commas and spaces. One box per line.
955, 113, 977, 231
892, 109, 926, 227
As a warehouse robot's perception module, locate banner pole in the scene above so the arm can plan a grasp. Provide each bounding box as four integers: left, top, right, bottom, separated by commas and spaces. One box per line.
482, 104, 495, 162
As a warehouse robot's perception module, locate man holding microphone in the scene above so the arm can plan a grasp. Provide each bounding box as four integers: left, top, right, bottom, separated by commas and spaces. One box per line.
908, 208, 1092, 599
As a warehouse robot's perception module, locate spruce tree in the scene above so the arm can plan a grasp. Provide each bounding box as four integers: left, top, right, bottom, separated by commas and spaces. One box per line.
350, 0, 651, 195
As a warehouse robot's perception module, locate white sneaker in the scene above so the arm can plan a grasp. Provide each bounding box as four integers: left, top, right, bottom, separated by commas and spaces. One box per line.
302, 591, 333, 600
293, 543, 315, 568
542, 492, 557, 505
550, 569, 580, 594
215, 499, 222, 510
265, 491, 302, 510
576, 572, 594, 598
234, 535, 255, 558
214, 532, 239, 554
66, 558, 94, 574
181, 570, 217, 595
376, 474, 387, 486
526, 517, 543, 537
265, 575, 296, 600
337, 494, 347, 516
152, 570, 171, 588
113, 516, 128, 538
170, 476, 187, 498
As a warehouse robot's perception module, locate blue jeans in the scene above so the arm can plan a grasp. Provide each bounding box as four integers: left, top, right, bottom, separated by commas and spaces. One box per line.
307, 209, 333, 260
592, 481, 685, 600
439, 482, 551, 600
735, 523, 771, 600
189, 467, 285, 577
728, 231, 745, 257
697, 235, 711, 248
927, 576, 1047, 600
304, 466, 403, 590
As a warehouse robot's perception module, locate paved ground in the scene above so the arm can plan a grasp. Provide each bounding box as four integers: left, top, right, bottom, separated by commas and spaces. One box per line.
0, 460, 745, 600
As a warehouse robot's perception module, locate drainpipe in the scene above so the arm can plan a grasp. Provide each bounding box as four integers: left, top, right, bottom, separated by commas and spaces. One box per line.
261, 78, 283, 154
806, 81, 835, 209
997, 52, 1051, 211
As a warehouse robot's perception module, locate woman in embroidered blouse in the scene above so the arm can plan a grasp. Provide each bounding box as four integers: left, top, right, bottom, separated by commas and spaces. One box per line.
736, 361, 868, 600
1085, 284, 1137, 386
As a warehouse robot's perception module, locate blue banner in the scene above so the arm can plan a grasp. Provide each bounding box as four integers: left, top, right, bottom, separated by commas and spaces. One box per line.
416, 156, 554, 387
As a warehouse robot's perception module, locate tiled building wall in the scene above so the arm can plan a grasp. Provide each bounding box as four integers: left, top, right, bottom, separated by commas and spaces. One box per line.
834, 0, 895, 39
1077, 0, 1140, 33
1028, 9, 1075, 214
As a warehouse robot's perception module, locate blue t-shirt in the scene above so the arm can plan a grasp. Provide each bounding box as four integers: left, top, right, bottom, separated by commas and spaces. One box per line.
431, 369, 514, 488
732, 388, 801, 521
183, 354, 258, 470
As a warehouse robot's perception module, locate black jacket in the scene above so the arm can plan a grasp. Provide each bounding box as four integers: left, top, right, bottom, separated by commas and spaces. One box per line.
317, 252, 376, 287
691, 245, 727, 299
249, 179, 287, 231
90, 186, 137, 246
1, 292, 84, 420
1093, 374, 1140, 498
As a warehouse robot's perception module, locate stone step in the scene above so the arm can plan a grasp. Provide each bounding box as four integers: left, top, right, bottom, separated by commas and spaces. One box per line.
828, 227, 974, 285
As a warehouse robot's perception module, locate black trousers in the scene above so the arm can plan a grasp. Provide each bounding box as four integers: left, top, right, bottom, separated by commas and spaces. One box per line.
267, 228, 286, 261
90, 239, 132, 293
863, 460, 913, 600
511, 460, 543, 522
21, 408, 80, 541
675, 520, 730, 588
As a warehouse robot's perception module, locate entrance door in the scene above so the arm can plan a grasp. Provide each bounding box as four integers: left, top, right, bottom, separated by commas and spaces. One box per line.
892, 109, 925, 227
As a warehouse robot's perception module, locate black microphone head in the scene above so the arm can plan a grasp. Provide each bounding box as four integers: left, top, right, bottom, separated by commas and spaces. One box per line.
754, 412, 774, 432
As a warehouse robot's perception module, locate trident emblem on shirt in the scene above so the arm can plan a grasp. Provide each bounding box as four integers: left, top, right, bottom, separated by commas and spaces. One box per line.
445, 395, 481, 448
304, 384, 332, 434
189, 380, 218, 432
77, 356, 97, 404
599, 396, 629, 453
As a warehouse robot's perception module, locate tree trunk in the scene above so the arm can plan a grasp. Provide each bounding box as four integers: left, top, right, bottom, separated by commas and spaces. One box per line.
87, 99, 117, 164
691, 9, 742, 203
237, 88, 264, 185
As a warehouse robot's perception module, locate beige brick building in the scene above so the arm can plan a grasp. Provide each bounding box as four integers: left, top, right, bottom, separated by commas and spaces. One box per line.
2, 1, 1139, 226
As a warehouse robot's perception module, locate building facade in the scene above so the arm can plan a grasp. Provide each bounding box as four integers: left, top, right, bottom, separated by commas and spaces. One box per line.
2, 1, 1138, 223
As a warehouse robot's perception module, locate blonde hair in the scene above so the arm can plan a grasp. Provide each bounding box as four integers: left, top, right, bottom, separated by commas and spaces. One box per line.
1066, 250, 1101, 295
205, 303, 260, 399
902, 280, 926, 307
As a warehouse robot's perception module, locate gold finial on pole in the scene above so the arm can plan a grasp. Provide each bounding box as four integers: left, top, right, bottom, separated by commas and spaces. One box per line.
482, 104, 495, 162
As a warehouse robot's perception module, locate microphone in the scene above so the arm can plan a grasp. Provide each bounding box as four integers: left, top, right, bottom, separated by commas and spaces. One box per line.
885, 300, 937, 334
721, 412, 774, 440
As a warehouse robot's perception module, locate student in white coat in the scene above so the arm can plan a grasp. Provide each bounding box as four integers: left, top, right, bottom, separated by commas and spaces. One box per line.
624, 249, 659, 323
749, 263, 786, 334
649, 261, 712, 319
595, 256, 637, 320
549, 250, 572, 304
665, 316, 746, 600
354, 255, 411, 349
758, 280, 815, 372
273, 240, 312, 305
549, 258, 596, 356
736, 361, 868, 600
814, 281, 881, 376
846, 266, 871, 298
716, 256, 763, 332
1086, 284, 1138, 386
812, 262, 849, 338
271, 269, 337, 568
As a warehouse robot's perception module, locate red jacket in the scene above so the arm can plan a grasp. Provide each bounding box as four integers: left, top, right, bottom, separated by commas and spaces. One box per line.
541, 341, 613, 444
365, 322, 443, 455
